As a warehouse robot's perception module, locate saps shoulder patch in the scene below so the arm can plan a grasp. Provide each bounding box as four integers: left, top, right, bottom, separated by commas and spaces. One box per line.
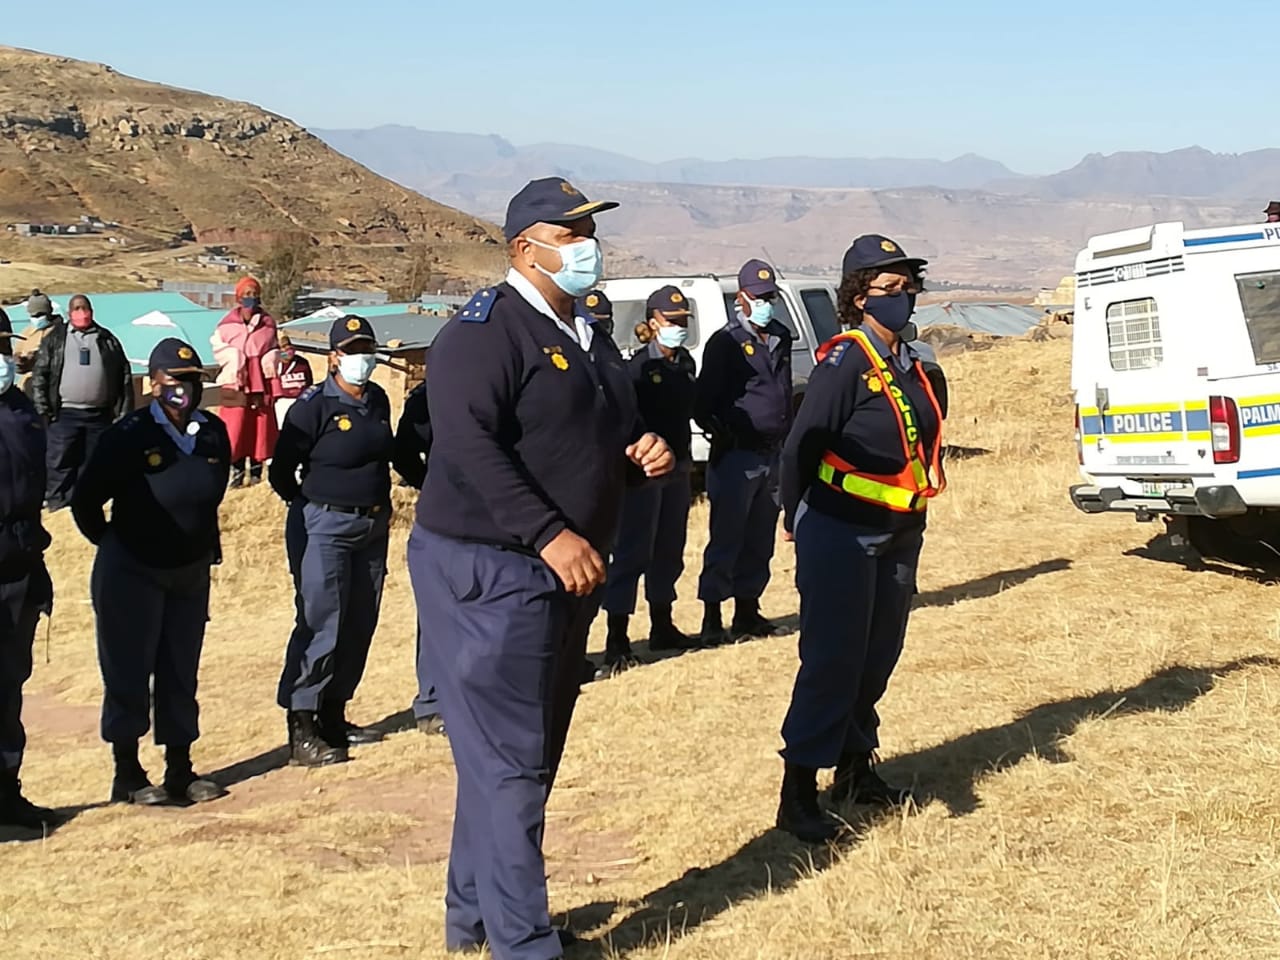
298, 385, 323, 403
457, 288, 499, 323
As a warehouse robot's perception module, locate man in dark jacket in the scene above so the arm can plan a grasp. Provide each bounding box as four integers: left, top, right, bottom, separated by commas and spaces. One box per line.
29, 295, 133, 511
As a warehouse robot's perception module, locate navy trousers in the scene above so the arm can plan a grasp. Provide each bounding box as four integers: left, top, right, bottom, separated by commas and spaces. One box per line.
698, 448, 780, 604
278, 501, 389, 711
408, 525, 596, 960
92, 533, 212, 746
0, 562, 52, 769
780, 508, 923, 769
601, 465, 692, 615
45, 408, 111, 509
411, 624, 439, 721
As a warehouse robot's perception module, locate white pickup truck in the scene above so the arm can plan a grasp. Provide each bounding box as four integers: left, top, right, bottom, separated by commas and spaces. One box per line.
598, 273, 947, 463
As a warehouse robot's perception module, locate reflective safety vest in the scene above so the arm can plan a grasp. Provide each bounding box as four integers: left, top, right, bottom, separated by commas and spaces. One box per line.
814, 328, 946, 513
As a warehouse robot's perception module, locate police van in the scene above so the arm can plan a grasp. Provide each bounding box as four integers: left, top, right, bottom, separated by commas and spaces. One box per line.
599, 273, 945, 464
1069, 219, 1280, 560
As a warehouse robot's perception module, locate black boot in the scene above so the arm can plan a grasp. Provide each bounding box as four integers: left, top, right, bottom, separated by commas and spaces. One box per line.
831, 752, 915, 808
248, 459, 264, 485
228, 463, 246, 489
287, 710, 348, 766
648, 604, 695, 652
776, 762, 841, 844
732, 597, 781, 639
318, 701, 383, 746
597, 614, 643, 679
699, 602, 729, 647
109, 741, 167, 805
0, 767, 61, 830
162, 744, 227, 804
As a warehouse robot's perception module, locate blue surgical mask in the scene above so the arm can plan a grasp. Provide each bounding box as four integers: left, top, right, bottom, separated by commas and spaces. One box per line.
337, 353, 377, 386
240, 297, 260, 312
655, 325, 688, 349
529, 238, 604, 297
31, 316, 50, 331
0, 355, 14, 393
744, 297, 774, 328
862, 292, 914, 333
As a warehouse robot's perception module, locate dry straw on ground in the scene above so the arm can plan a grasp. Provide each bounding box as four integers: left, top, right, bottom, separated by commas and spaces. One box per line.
3, 338, 1279, 959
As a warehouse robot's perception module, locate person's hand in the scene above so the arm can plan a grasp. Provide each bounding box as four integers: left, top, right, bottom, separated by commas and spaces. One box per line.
626, 433, 675, 478
540, 529, 606, 597
782, 529, 794, 542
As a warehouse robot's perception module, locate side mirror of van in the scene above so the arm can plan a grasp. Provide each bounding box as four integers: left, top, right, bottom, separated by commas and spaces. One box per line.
902, 321, 919, 342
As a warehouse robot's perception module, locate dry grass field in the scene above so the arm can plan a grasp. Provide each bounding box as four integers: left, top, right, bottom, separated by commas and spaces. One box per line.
3, 337, 1279, 959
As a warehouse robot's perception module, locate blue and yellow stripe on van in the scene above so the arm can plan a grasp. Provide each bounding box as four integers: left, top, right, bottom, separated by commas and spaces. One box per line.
1079, 401, 1210, 444
1237, 394, 1280, 437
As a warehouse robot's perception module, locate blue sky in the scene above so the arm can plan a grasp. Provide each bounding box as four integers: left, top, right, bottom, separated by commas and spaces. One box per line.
4, 0, 1275, 173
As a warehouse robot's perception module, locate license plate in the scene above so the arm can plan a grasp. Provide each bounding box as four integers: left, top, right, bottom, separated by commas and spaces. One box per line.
1141, 481, 1176, 496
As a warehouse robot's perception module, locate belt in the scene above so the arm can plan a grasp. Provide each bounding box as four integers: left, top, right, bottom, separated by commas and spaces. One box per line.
313, 502, 385, 518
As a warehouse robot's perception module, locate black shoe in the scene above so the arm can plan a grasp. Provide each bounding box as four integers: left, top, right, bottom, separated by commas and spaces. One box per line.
319, 703, 384, 746
648, 605, 697, 651
287, 710, 349, 767
109, 743, 169, 805
732, 598, 783, 639
580, 657, 597, 685
416, 714, 447, 736
447, 927, 577, 955
162, 748, 228, 805
831, 753, 915, 808
699, 602, 730, 647
776, 762, 841, 844
0, 769, 62, 830
595, 651, 644, 680
248, 461, 264, 485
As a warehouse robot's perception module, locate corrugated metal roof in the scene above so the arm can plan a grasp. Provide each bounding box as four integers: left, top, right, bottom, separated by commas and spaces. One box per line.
913, 302, 1043, 336
284, 310, 452, 352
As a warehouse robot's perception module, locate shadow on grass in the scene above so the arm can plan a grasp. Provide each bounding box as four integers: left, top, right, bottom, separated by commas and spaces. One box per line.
915, 557, 1072, 609
1126, 534, 1280, 585
0, 800, 109, 845
573, 654, 1279, 957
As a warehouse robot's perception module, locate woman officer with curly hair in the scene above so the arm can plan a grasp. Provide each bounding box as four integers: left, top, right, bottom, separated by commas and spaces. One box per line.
774, 234, 946, 843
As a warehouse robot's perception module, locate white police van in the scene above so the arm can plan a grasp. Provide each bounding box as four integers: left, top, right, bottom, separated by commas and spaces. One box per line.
1069, 219, 1280, 560
598, 273, 945, 465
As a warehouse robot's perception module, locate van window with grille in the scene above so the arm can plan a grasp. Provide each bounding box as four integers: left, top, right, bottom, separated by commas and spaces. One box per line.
1236, 272, 1280, 365
1105, 298, 1162, 371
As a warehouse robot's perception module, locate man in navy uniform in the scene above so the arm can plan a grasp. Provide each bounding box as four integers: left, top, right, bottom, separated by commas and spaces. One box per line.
409, 176, 673, 959
391, 379, 443, 735
270, 315, 394, 766
579, 288, 614, 338
0, 309, 59, 829
693, 259, 794, 645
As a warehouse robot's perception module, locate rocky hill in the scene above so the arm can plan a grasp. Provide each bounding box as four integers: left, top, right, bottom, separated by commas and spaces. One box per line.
0, 46, 505, 291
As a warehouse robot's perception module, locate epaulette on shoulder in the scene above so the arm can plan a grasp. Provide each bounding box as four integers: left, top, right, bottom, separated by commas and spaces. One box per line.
299, 385, 322, 402
118, 408, 149, 431
457, 287, 499, 323
823, 339, 852, 367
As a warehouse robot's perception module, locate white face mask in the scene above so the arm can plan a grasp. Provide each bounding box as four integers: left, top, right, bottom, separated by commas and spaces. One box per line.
528, 237, 604, 297
0, 355, 14, 393
337, 353, 377, 386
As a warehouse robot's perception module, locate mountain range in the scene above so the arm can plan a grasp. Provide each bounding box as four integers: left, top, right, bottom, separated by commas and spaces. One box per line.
316, 126, 1280, 288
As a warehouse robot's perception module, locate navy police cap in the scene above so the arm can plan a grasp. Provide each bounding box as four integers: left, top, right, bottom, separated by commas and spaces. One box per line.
330, 314, 377, 351
149, 337, 203, 375
502, 177, 619, 242
580, 289, 613, 320
738, 259, 779, 297
645, 285, 692, 320
842, 234, 928, 277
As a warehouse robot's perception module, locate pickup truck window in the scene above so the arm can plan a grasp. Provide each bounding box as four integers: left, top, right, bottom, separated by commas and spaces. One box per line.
801, 289, 840, 345
1105, 297, 1163, 371
1237, 272, 1280, 365
722, 293, 802, 343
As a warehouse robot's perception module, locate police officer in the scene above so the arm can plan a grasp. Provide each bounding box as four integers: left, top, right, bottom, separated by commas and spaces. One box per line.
776, 235, 945, 843
72, 337, 231, 806
0, 310, 59, 829
580, 288, 614, 338
391, 379, 443, 736
270, 315, 393, 766
409, 177, 673, 958
693, 259, 794, 644
598, 285, 699, 676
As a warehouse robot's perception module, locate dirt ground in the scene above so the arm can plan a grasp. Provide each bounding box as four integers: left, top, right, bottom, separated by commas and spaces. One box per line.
2, 337, 1278, 959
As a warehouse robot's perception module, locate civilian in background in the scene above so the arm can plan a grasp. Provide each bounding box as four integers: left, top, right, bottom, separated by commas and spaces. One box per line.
211, 276, 280, 487
29, 294, 133, 512
1265, 201, 1280, 223
16, 290, 58, 379
273, 332, 314, 429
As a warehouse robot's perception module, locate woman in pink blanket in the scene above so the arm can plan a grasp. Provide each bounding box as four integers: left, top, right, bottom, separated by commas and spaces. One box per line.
211, 276, 281, 487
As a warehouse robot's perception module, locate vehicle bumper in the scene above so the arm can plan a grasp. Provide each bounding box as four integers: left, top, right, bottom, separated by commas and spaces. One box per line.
1069, 483, 1249, 520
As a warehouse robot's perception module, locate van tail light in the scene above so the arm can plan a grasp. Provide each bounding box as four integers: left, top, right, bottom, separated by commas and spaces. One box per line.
1209, 396, 1240, 464
1074, 405, 1084, 465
